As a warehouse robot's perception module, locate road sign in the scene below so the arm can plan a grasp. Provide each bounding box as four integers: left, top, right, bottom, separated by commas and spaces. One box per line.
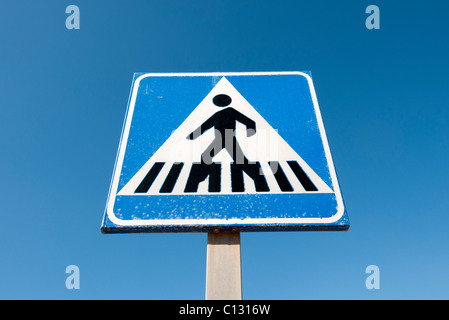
101, 72, 349, 233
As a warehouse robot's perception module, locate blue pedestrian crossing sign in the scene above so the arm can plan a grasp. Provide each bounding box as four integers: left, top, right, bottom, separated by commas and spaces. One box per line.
101, 72, 349, 233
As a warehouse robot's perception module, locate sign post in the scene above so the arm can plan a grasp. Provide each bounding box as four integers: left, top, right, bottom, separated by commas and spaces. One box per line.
206, 231, 242, 300
101, 72, 350, 299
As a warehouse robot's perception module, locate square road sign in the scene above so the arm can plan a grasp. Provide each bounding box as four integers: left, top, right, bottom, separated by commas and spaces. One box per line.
101, 72, 349, 233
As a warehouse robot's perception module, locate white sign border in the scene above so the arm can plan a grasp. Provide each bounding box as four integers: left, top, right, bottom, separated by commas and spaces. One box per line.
104, 72, 346, 229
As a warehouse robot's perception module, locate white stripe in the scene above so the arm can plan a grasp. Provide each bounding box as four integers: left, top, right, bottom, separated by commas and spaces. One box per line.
221, 162, 232, 194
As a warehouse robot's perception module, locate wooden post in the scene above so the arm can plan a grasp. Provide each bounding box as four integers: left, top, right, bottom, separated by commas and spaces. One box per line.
205, 231, 242, 300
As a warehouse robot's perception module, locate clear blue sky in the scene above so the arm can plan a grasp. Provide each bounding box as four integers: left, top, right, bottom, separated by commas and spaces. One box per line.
1, 0, 448, 299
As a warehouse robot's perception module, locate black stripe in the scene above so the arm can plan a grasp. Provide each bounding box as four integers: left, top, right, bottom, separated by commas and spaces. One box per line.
134, 162, 165, 193
269, 161, 293, 192
160, 163, 184, 193
184, 163, 221, 193
287, 161, 318, 191
231, 162, 269, 192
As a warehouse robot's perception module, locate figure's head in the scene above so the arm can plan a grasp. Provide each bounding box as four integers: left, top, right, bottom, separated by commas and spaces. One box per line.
213, 94, 231, 107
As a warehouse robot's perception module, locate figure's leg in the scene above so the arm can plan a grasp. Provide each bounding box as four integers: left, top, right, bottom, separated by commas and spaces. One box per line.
226, 135, 249, 164
231, 162, 269, 192
201, 136, 224, 165
185, 162, 221, 193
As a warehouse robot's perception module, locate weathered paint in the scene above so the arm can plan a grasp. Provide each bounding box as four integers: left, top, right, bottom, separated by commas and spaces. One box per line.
101, 72, 349, 233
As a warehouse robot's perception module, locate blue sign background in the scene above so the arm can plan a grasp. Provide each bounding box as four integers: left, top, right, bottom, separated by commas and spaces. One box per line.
102, 72, 349, 233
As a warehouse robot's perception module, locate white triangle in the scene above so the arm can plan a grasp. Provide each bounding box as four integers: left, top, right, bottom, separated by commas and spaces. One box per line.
118, 77, 333, 195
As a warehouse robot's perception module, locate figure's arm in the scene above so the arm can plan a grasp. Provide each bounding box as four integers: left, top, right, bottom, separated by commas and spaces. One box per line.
233, 109, 256, 137
186, 115, 215, 140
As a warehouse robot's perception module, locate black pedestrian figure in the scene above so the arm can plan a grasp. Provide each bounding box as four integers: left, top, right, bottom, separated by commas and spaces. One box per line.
184, 93, 269, 193
186, 94, 255, 165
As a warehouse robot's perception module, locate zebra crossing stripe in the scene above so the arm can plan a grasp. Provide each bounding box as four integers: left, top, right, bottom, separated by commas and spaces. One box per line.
160, 163, 184, 193
287, 160, 318, 192
129, 160, 318, 195
134, 162, 164, 193
269, 161, 294, 192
